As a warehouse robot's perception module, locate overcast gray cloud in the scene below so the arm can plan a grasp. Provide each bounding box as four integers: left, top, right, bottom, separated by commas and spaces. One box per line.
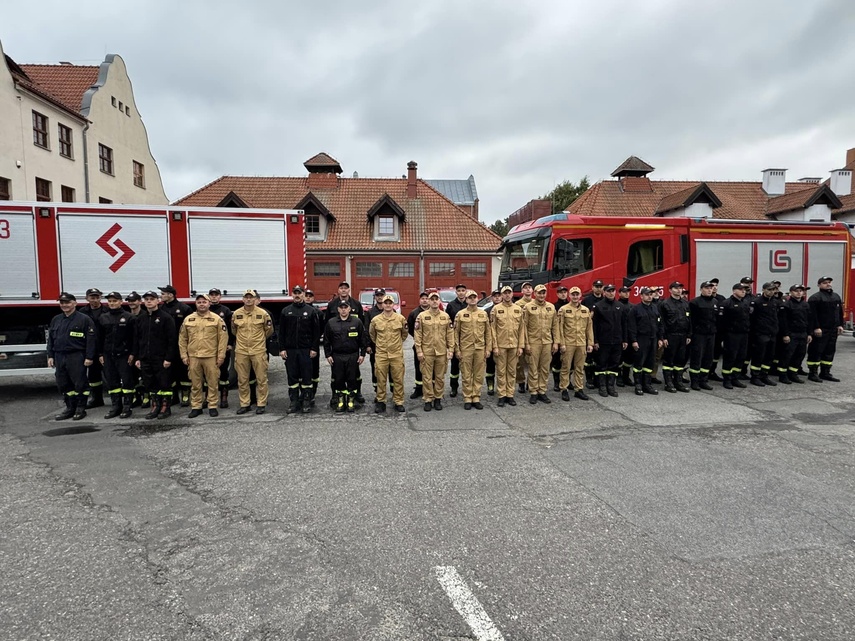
4, 0, 855, 222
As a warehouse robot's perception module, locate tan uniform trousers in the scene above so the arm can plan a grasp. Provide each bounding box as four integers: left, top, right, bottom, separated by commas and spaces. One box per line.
375, 354, 405, 405
526, 343, 552, 394
560, 346, 587, 391
235, 352, 269, 408
495, 348, 520, 399
460, 348, 486, 402
189, 356, 221, 409
421, 354, 447, 402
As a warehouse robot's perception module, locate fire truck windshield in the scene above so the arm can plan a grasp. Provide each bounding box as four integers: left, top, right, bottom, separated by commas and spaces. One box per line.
499, 234, 549, 278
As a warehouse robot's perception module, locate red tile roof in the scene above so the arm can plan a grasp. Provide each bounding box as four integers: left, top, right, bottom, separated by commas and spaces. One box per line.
174, 174, 501, 253
18, 63, 99, 115
303, 152, 342, 170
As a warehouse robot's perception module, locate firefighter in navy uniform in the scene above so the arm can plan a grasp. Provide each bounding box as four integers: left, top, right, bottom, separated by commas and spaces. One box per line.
207, 288, 235, 408
124, 292, 145, 407
550, 285, 569, 391
616, 286, 634, 387
47, 292, 97, 421
325, 281, 366, 403
407, 291, 431, 400
158, 285, 193, 406
79, 287, 107, 408
134, 291, 177, 420
748, 282, 780, 387
592, 284, 628, 398
627, 287, 664, 395
737, 276, 756, 379
97, 292, 136, 419
807, 276, 844, 382
582, 279, 605, 389
279, 286, 321, 414
445, 283, 469, 398
707, 278, 727, 381
324, 300, 368, 413
688, 281, 720, 390
777, 284, 812, 384
718, 283, 750, 390
303, 289, 323, 405
659, 282, 692, 393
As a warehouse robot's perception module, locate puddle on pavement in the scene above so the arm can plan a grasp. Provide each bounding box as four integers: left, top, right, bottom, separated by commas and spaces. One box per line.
42, 426, 100, 437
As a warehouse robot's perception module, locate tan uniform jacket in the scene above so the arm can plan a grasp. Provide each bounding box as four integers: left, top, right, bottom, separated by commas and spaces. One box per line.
231, 306, 273, 355
490, 302, 526, 349
523, 301, 559, 346
455, 308, 493, 353
515, 296, 533, 308
414, 310, 453, 356
179, 312, 228, 360
369, 312, 408, 356
556, 303, 594, 347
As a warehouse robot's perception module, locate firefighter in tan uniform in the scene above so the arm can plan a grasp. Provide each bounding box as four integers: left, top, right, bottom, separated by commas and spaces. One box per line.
523, 284, 559, 404
454, 290, 493, 410
414, 292, 454, 412
515, 281, 535, 392
490, 285, 526, 407
369, 294, 409, 413
179, 293, 228, 418
231, 289, 274, 412
556, 286, 593, 402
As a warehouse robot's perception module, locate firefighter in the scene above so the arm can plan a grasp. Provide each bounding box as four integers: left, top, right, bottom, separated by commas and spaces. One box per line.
736, 276, 756, 379
414, 292, 454, 411
233, 289, 274, 415
708, 278, 727, 382
366, 288, 388, 396
556, 286, 593, 401
718, 283, 750, 390
688, 281, 720, 390
628, 286, 664, 395
454, 290, 493, 410
79, 287, 107, 408
582, 279, 605, 389
303, 289, 323, 404
616, 286, 634, 388
207, 288, 235, 408
158, 285, 193, 406
134, 291, 177, 420
484, 289, 502, 396
97, 291, 135, 419
659, 281, 691, 393
369, 294, 408, 413
124, 291, 144, 406
748, 282, 780, 387
179, 293, 228, 418
550, 285, 569, 391
807, 276, 844, 382
278, 285, 320, 414
445, 283, 469, 398
47, 292, 97, 421
323, 300, 368, 413
777, 284, 812, 384
407, 291, 431, 400
648, 285, 665, 384
491, 285, 526, 407
325, 281, 366, 403
514, 281, 535, 393
592, 284, 628, 398
523, 284, 559, 404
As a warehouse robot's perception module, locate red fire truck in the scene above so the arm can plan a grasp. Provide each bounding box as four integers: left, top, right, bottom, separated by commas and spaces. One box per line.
498, 213, 852, 311
0, 202, 305, 376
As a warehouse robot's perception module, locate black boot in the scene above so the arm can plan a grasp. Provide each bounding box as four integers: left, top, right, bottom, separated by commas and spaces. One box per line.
820, 365, 840, 382
722, 374, 733, 390
104, 394, 122, 419
219, 387, 229, 408
750, 373, 766, 387
301, 389, 312, 413
675, 370, 691, 393
450, 380, 459, 398
72, 396, 88, 421
585, 366, 596, 390
145, 397, 160, 420
335, 394, 345, 413
731, 373, 746, 388
552, 371, 560, 392
606, 374, 619, 398
699, 373, 713, 391
55, 396, 76, 421
708, 369, 723, 382
642, 373, 659, 395
486, 376, 495, 396
86, 386, 104, 409
120, 394, 133, 418
597, 374, 608, 398
180, 388, 190, 407
663, 370, 676, 393
690, 373, 701, 391
634, 372, 644, 396
410, 384, 423, 400
760, 372, 777, 387
788, 371, 804, 384
778, 371, 792, 385
157, 398, 172, 419
807, 365, 822, 383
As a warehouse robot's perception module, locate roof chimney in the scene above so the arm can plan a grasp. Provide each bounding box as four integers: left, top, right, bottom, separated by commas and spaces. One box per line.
830, 169, 852, 197
407, 161, 418, 199
761, 168, 786, 195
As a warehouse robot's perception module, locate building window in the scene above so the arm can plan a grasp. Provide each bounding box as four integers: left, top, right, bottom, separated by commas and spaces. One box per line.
305, 214, 320, 235
111, 96, 116, 107
35, 177, 51, 201
462, 262, 487, 278
389, 262, 415, 278
125, 106, 130, 116
429, 262, 456, 277
133, 161, 145, 188
377, 215, 395, 236
99, 144, 114, 175
118, 100, 124, 111
356, 261, 382, 278
0, 177, 10, 200
33, 111, 49, 149
99, 197, 112, 204
313, 262, 341, 277
627, 239, 663, 278
61, 185, 75, 202
58, 124, 73, 158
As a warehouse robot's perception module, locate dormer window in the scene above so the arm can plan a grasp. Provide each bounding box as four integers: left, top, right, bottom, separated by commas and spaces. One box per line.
367, 193, 405, 242
295, 192, 335, 241
305, 213, 321, 236
378, 215, 395, 236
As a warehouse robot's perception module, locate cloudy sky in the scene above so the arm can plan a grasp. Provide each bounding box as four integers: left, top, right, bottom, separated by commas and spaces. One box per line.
4, 0, 854, 223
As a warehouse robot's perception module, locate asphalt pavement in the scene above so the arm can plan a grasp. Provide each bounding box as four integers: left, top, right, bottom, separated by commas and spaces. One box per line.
1, 337, 854, 640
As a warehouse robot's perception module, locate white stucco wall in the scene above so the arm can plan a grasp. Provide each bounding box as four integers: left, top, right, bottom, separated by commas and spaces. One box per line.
661, 202, 713, 218
775, 204, 831, 223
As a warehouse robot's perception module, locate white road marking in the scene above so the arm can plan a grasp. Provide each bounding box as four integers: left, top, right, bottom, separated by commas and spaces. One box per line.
434, 565, 506, 641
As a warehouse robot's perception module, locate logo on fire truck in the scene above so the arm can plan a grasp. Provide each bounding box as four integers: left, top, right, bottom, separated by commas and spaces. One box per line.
96, 223, 135, 273
769, 249, 792, 273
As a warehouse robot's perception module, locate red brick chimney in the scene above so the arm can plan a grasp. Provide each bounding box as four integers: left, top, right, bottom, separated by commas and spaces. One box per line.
407, 161, 418, 199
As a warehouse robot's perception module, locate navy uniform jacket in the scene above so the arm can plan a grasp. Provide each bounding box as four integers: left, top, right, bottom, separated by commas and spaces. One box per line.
47, 310, 96, 360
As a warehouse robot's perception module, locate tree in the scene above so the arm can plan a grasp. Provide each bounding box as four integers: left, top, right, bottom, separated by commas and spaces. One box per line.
488, 218, 509, 238
542, 176, 590, 214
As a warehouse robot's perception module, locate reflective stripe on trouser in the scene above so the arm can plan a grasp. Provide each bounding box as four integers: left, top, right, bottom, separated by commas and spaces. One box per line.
495, 348, 520, 398
235, 351, 269, 407
526, 343, 552, 395
189, 356, 220, 409
421, 354, 447, 403
689, 334, 715, 375
749, 333, 775, 374
807, 331, 838, 367
55, 351, 89, 397
778, 334, 807, 374
595, 343, 623, 376
721, 333, 749, 375
459, 347, 486, 402
632, 336, 656, 374
559, 345, 586, 391
331, 351, 359, 395
374, 353, 405, 405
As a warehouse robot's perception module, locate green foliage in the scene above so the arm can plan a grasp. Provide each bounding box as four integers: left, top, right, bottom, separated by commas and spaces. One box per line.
488, 218, 509, 238
542, 176, 591, 213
